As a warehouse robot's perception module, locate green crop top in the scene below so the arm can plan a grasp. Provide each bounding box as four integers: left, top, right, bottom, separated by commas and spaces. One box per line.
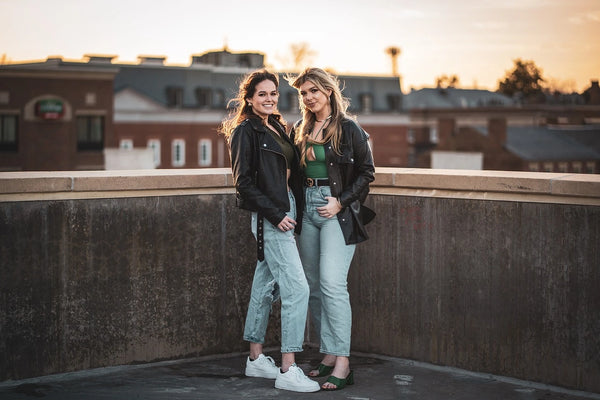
304, 142, 328, 178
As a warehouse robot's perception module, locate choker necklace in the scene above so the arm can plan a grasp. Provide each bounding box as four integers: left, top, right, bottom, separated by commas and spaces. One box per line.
315, 114, 332, 123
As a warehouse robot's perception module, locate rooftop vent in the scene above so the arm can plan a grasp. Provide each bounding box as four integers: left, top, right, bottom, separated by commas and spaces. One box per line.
137, 56, 167, 65
84, 54, 117, 64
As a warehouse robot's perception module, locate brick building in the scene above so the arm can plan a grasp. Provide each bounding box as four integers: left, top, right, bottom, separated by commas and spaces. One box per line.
405, 88, 600, 173
0, 59, 117, 171
2, 50, 599, 173
0, 50, 406, 171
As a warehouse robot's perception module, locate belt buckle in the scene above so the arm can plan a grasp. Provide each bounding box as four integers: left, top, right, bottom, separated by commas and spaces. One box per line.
306, 177, 314, 187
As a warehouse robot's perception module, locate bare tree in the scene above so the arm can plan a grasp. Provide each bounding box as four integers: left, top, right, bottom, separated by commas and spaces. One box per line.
435, 74, 460, 88
277, 43, 317, 72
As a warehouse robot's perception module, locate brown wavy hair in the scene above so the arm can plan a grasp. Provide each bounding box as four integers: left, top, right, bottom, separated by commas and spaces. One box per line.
220, 69, 286, 142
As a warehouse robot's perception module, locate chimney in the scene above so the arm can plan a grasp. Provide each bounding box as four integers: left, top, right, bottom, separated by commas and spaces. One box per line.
137, 55, 166, 65
84, 54, 117, 64
589, 80, 600, 105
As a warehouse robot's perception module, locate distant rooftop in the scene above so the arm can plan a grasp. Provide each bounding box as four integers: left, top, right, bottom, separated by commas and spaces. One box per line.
405, 87, 515, 109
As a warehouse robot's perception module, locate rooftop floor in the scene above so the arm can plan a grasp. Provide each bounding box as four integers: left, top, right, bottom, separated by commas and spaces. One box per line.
0, 346, 598, 400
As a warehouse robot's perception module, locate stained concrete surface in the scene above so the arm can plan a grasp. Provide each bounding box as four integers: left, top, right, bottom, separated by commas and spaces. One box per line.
0, 346, 598, 400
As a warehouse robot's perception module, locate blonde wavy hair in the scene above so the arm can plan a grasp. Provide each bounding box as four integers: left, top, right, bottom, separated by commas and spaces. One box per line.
288, 68, 351, 166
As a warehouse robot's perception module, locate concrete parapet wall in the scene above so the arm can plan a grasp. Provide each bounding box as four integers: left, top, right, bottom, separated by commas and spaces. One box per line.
0, 168, 599, 392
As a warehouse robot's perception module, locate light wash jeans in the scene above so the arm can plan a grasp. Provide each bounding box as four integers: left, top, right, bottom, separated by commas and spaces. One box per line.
243, 191, 309, 353
298, 185, 356, 357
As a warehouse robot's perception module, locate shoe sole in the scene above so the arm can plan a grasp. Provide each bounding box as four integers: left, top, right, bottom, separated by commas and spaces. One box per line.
275, 381, 320, 392
246, 370, 278, 379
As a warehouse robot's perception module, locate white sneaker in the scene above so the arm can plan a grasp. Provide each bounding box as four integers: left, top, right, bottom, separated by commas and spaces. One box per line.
275, 364, 320, 392
245, 354, 279, 379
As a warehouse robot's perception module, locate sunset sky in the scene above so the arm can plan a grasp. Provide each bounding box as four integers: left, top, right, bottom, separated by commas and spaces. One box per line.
1, 0, 599, 93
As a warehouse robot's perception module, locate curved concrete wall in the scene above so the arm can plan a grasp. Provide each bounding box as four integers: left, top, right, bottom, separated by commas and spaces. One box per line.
0, 168, 599, 392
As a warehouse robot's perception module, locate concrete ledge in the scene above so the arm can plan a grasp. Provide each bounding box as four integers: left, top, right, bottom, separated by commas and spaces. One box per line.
0, 168, 599, 205
1, 169, 598, 391
372, 167, 600, 205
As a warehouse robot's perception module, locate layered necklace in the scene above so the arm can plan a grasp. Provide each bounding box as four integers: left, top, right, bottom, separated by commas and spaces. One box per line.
310, 114, 332, 142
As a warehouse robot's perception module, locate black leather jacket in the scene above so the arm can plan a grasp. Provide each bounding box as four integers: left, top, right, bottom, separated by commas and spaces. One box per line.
292, 117, 375, 244
229, 116, 304, 230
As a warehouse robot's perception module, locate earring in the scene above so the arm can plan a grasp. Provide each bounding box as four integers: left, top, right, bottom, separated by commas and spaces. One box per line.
248, 102, 252, 107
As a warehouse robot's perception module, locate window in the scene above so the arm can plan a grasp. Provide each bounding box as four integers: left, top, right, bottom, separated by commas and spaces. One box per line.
239, 55, 251, 68
279, 92, 299, 112
0, 114, 18, 151
572, 162, 582, 173
148, 139, 161, 167
195, 87, 212, 108
407, 128, 415, 144
0, 91, 9, 105
528, 162, 539, 172
558, 162, 568, 173
360, 94, 373, 114
76, 116, 104, 150
198, 139, 212, 166
387, 94, 401, 111
289, 92, 299, 111
166, 86, 183, 108
543, 162, 554, 172
119, 139, 133, 150
213, 90, 225, 108
585, 162, 596, 174
85, 92, 96, 106
172, 139, 185, 167
429, 127, 439, 144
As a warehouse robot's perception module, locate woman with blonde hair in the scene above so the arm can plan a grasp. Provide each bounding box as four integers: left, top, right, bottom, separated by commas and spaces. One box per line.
289, 68, 375, 391
221, 69, 319, 393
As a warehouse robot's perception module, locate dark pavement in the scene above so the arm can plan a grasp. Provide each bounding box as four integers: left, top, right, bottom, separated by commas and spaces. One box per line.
0, 345, 598, 400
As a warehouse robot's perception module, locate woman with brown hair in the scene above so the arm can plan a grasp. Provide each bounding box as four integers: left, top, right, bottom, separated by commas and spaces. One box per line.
221, 69, 319, 393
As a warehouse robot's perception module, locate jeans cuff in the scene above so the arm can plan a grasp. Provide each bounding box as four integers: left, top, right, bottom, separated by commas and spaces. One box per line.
281, 347, 303, 353
243, 336, 265, 344
320, 348, 350, 357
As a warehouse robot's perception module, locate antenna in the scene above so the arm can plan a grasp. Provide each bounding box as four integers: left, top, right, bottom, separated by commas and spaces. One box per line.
223, 37, 229, 52
385, 46, 401, 76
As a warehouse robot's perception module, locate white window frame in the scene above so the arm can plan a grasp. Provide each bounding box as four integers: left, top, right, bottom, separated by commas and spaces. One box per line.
148, 139, 161, 167
558, 162, 568, 173
585, 161, 596, 174
119, 139, 133, 150
407, 129, 415, 144
429, 126, 439, 144
198, 139, 212, 166
172, 139, 185, 167
85, 92, 96, 106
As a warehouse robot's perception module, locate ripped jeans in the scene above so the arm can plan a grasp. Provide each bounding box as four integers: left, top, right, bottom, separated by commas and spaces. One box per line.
243, 191, 309, 353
